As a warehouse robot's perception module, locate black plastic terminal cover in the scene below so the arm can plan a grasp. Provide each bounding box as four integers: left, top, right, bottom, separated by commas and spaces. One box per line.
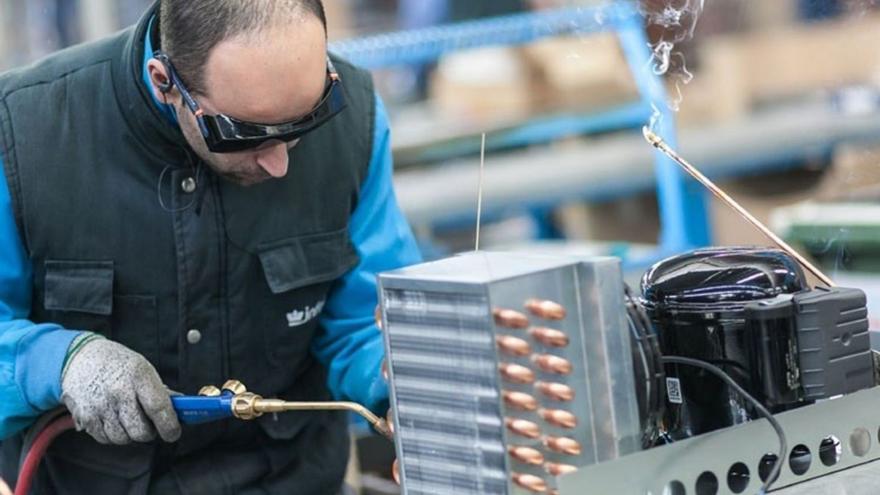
793, 287, 875, 400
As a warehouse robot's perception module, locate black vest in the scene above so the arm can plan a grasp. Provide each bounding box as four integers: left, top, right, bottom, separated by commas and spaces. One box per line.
0, 5, 375, 493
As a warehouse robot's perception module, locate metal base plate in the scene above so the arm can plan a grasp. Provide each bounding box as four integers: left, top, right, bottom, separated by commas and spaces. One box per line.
559, 387, 880, 494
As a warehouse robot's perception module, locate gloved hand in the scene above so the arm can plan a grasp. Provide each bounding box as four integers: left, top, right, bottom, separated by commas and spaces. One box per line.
60, 333, 181, 445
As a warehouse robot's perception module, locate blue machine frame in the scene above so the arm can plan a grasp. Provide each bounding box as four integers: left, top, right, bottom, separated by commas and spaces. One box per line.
330, 1, 711, 259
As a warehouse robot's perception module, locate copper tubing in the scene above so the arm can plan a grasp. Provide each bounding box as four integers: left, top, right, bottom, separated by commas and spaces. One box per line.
374, 305, 383, 330
533, 354, 573, 375
506, 418, 541, 439
525, 299, 567, 320
500, 363, 536, 384
529, 327, 569, 348
508, 446, 545, 465
539, 408, 578, 429
386, 409, 395, 435
493, 308, 530, 329
512, 473, 548, 493
643, 127, 835, 288
545, 462, 578, 476
536, 382, 574, 402
503, 391, 538, 411
544, 436, 582, 456
497, 335, 532, 356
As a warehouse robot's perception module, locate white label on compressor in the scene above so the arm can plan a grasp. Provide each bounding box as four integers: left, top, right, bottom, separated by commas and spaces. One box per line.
666, 377, 683, 404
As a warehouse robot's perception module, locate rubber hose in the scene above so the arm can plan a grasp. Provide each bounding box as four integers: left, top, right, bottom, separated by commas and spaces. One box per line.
14, 414, 75, 495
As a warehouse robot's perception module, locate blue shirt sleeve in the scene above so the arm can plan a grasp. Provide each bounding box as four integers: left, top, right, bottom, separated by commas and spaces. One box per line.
0, 153, 80, 439
313, 94, 422, 414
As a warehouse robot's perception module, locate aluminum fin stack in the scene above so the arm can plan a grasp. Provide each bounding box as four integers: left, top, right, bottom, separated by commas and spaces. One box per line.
379, 252, 641, 494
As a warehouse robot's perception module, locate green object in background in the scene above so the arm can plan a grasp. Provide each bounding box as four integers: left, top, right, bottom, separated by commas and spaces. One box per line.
774, 203, 880, 273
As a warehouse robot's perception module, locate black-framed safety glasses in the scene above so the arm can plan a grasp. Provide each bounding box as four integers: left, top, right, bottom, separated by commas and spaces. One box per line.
153, 50, 347, 153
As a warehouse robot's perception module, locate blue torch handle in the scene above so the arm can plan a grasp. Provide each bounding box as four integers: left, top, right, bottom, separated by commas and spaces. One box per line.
171, 392, 235, 424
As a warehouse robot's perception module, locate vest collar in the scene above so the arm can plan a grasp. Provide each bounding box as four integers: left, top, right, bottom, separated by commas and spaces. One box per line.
113, 2, 191, 161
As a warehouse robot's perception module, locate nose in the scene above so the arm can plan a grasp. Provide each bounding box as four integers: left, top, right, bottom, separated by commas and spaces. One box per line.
255, 141, 290, 178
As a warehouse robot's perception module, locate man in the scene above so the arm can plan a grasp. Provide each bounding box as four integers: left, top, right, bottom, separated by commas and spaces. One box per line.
0, 0, 420, 493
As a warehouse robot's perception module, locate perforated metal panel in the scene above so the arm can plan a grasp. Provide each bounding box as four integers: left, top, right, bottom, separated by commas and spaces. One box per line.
558, 386, 880, 495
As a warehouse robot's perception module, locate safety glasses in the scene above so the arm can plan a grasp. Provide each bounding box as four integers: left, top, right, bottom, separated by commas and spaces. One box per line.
153, 50, 347, 153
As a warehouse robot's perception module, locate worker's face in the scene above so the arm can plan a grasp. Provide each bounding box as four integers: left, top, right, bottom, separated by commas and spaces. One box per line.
161, 17, 328, 186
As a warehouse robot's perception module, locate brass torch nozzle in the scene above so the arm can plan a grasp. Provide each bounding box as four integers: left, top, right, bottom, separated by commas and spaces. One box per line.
263, 399, 392, 439
221, 383, 393, 440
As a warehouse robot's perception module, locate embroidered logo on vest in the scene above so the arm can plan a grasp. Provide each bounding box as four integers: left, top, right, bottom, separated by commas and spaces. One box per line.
286, 300, 326, 328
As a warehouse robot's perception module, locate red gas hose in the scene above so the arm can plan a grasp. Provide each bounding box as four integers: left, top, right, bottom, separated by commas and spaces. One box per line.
14, 414, 75, 495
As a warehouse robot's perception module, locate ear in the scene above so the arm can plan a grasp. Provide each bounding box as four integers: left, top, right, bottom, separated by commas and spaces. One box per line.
146, 58, 173, 100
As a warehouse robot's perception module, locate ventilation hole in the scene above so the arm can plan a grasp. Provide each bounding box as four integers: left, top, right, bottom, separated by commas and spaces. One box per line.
726, 462, 750, 493
820, 436, 842, 466
841, 332, 852, 346
695, 471, 719, 495
664, 480, 686, 495
788, 444, 812, 475
850, 427, 871, 457
758, 453, 781, 483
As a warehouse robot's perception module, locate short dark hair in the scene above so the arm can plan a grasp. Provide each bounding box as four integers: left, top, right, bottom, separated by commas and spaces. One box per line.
159, 0, 327, 95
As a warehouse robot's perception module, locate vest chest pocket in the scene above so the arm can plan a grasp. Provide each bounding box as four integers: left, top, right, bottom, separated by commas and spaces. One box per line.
42, 260, 159, 364
257, 228, 359, 367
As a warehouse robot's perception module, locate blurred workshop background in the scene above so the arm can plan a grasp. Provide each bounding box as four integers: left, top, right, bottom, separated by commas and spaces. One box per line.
4, 1, 880, 322
4, 0, 879, 290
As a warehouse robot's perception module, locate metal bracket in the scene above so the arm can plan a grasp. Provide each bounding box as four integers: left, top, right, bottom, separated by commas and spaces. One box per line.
558, 386, 880, 494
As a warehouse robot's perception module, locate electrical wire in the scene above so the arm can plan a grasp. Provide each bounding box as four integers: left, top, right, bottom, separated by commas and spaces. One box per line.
661, 355, 787, 495
628, 314, 652, 404
623, 284, 666, 447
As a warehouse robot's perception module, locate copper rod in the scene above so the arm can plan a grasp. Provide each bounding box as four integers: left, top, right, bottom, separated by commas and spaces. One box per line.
374, 305, 383, 330
493, 308, 530, 329
512, 473, 548, 493
497, 335, 532, 356
503, 391, 539, 411
500, 363, 536, 384
545, 462, 578, 476
533, 354, 573, 375
525, 299, 567, 320
529, 327, 569, 348
508, 446, 546, 465
536, 382, 574, 402
538, 408, 578, 429
506, 418, 542, 439
643, 127, 835, 288
544, 436, 582, 456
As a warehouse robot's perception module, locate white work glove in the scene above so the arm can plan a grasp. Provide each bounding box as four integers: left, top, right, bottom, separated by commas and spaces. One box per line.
60, 333, 181, 445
